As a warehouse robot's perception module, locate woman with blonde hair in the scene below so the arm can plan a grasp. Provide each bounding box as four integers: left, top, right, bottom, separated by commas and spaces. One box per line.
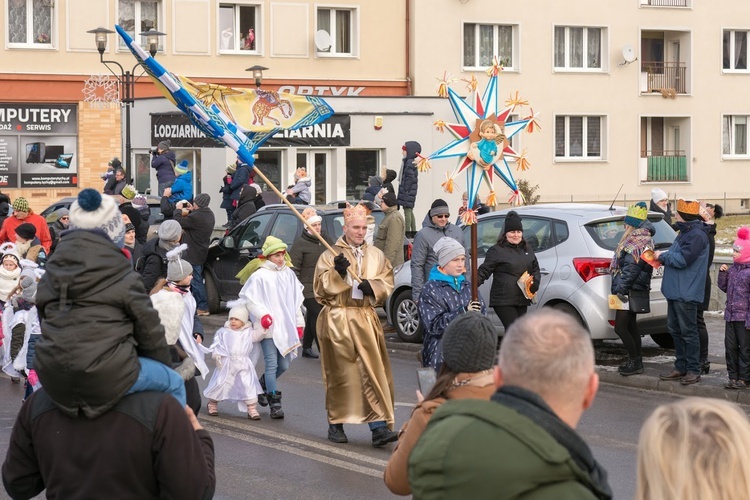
636, 397, 750, 500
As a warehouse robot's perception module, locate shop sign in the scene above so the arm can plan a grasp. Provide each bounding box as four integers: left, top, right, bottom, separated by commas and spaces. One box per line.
151, 113, 223, 148
0, 103, 78, 188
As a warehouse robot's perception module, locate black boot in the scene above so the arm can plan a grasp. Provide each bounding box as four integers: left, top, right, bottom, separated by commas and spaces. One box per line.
328, 424, 348, 443
302, 348, 319, 359
257, 375, 268, 407
372, 426, 398, 448
619, 357, 643, 376
268, 391, 284, 419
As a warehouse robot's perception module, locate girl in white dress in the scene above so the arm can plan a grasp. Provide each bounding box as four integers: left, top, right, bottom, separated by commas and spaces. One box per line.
204, 298, 266, 419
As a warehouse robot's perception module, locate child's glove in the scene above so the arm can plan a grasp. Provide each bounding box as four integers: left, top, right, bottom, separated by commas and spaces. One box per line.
27, 369, 38, 387
261, 315, 273, 329
297, 327, 304, 339
467, 301, 482, 312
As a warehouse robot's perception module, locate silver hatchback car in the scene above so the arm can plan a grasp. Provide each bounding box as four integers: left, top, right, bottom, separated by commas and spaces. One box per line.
385, 203, 677, 345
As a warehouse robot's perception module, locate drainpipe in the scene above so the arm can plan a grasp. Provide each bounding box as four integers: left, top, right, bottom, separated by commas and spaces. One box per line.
405, 0, 412, 95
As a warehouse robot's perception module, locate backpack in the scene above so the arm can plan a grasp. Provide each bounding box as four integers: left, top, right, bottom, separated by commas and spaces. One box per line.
135, 252, 167, 277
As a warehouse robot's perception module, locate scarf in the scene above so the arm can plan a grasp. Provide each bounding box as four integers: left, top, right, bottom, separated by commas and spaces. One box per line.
492, 386, 613, 500
15, 240, 31, 258
609, 227, 653, 275
168, 282, 191, 295
158, 239, 179, 253
0, 266, 20, 302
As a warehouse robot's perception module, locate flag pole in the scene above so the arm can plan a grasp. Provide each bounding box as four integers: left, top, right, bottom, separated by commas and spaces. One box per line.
249, 165, 362, 283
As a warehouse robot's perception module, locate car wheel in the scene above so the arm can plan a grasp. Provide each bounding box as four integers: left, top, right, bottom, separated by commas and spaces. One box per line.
204, 272, 221, 314
551, 303, 585, 326
650, 333, 675, 349
392, 289, 423, 343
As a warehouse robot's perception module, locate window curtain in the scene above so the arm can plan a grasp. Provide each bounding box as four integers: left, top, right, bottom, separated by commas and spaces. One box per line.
587, 28, 601, 68
555, 116, 566, 157
735, 31, 747, 70
479, 25, 493, 66
32, 0, 51, 44
463, 24, 476, 67
8, 0, 27, 43
735, 117, 747, 155
336, 10, 351, 53
587, 117, 601, 157
497, 26, 512, 67
570, 28, 583, 68
569, 117, 583, 156
554, 27, 565, 67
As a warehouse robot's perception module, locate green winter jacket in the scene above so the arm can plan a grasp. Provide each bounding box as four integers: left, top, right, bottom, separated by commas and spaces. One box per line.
408, 398, 611, 500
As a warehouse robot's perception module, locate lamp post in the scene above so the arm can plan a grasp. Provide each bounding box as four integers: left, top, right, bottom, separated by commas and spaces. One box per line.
88, 27, 166, 180
246, 65, 268, 89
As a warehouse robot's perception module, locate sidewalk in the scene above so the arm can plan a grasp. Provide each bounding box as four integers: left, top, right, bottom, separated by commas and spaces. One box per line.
383, 311, 748, 403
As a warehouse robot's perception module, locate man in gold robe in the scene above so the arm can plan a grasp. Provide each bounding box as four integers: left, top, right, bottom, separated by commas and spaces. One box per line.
313, 203, 398, 447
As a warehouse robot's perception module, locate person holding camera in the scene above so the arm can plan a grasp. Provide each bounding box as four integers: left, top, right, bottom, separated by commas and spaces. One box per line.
173, 194, 215, 316
151, 140, 176, 196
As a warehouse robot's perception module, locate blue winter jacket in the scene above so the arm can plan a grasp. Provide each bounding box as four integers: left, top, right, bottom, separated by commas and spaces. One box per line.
659, 220, 710, 304
168, 171, 193, 203
396, 141, 421, 209
417, 265, 486, 371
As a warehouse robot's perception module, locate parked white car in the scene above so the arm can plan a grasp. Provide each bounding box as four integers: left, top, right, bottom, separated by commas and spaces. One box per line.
385, 203, 677, 345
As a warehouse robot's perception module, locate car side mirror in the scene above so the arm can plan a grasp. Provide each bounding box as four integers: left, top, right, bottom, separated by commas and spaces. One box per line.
223, 236, 235, 249
240, 239, 255, 249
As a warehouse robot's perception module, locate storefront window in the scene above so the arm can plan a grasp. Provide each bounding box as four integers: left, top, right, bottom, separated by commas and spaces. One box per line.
174, 149, 202, 194
255, 150, 282, 199
345, 149, 379, 201
134, 152, 151, 193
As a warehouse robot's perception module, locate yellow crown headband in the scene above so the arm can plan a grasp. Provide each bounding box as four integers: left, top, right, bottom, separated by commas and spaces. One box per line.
626, 204, 648, 220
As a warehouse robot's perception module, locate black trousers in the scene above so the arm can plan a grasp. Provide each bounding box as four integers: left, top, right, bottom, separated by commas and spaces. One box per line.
493, 306, 528, 332
614, 309, 641, 360
303, 297, 322, 350
697, 307, 709, 363
725, 321, 750, 382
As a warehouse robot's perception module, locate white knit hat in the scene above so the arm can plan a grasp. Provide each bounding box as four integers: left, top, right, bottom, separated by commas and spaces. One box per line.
227, 298, 250, 325
69, 189, 125, 248
651, 188, 668, 204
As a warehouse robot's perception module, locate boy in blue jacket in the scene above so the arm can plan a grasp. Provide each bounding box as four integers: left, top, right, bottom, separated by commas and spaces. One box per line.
166, 160, 193, 204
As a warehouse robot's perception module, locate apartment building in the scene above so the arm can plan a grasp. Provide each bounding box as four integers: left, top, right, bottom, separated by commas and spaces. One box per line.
411, 0, 750, 211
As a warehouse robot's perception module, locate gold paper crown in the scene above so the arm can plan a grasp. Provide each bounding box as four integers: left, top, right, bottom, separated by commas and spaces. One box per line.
626, 204, 648, 221
343, 204, 368, 223
301, 208, 317, 220
677, 198, 700, 215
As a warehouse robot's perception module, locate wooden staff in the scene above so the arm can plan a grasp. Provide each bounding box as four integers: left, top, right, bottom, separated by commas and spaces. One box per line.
249, 165, 362, 283
470, 222, 478, 301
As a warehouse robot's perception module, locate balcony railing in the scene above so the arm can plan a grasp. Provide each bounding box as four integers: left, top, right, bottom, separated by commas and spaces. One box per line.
642, 0, 688, 6
642, 61, 687, 94
643, 150, 687, 181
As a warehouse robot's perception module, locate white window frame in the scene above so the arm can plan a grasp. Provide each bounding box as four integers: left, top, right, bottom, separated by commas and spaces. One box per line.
116, 0, 165, 53
217, 1, 263, 55
6, 0, 55, 49
722, 114, 750, 158
462, 22, 519, 72
553, 26, 606, 72
554, 115, 605, 161
315, 4, 359, 58
722, 29, 749, 73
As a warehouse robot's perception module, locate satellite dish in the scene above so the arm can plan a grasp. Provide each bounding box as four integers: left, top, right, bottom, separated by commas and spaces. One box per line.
315, 30, 331, 51
621, 44, 637, 64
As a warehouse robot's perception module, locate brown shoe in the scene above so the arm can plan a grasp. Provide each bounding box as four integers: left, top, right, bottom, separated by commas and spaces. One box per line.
659, 370, 686, 381
680, 372, 701, 385
197, 309, 210, 317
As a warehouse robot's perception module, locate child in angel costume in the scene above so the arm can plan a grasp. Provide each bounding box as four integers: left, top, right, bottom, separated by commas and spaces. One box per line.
204, 298, 268, 419
236, 235, 303, 419
0, 243, 21, 377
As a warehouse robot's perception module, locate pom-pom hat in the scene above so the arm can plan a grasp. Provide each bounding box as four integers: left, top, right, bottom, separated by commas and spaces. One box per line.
734, 227, 750, 264
166, 243, 193, 282
174, 160, 190, 176
625, 201, 649, 228
227, 298, 250, 325
69, 189, 125, 248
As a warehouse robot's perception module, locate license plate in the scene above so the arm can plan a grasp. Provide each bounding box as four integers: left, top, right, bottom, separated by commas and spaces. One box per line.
654, 266, 664, 278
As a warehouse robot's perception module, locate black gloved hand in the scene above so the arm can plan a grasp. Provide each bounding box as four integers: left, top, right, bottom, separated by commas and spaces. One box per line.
333, 254, 351, 278
617, 293, 629, 303
467, 301, 481, 312
358, 279, 375, 297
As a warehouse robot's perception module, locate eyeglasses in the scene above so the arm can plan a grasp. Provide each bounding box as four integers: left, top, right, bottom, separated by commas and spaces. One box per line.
435, 214, 450, 219
60, 217, 69, 221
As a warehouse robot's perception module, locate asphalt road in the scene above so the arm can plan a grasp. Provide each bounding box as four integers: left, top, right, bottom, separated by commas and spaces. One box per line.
0, 311, 734, 500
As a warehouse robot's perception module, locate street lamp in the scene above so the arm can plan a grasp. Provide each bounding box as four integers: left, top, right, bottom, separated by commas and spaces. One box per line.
246, 65, 269, 89
87, 26, 166, 180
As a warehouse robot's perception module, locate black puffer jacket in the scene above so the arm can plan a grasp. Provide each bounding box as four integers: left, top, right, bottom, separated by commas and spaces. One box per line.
289, 229, 332, 299
700, 222, 717, 310
383, 169, 397, 197
174, 206, 215, 266
34, 229, 170, 418
230, 186, 257, 229
139, 237, 168, 292
610, 222, 655, 296
397, 141, 421, 209
477, 239, 541, 307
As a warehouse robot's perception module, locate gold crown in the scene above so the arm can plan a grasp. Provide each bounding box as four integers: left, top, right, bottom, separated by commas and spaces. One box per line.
301, 208, 318, 220
677, 198, 700, 215
626, 204, 648, 221
343, 204, 368, 223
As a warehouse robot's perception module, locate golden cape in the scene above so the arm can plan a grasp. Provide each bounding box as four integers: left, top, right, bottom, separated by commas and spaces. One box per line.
313, 237, 395, 427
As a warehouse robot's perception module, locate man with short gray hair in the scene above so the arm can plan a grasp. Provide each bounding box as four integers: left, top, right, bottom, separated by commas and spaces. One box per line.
409, 309, 613, 499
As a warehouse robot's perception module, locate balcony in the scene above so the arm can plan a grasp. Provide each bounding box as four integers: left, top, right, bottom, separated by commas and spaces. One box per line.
641, 0, 688, 6
642, 61, 687, 94
644, 150, 687, 182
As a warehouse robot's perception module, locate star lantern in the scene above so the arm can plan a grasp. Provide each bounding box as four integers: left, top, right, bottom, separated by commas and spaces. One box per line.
418, 57, 540, 225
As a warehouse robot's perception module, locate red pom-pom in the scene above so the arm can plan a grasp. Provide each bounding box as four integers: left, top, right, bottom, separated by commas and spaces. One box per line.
738, 226, 750, 240
261, 314, 273, 329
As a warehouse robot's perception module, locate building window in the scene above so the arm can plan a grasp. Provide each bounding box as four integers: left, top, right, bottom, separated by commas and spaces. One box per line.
555, 116, 603, 159
723, 115, 749, 156
219, 3, 259, 52
723, 30, 748, 71
463, 23, 516, 70
317, 7, 356, 56
7, 0, 53, 47
346, 150, 378, 200
554, 26, 603, 70
118, 0, 162, 50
